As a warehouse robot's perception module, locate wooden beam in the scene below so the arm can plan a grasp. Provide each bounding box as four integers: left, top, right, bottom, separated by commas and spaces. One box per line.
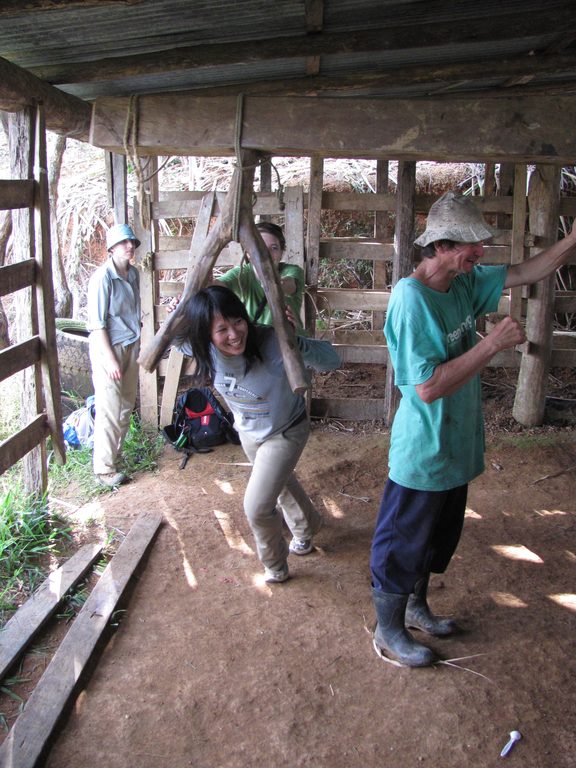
0, 414, 50, 475
0, 336, 41, 383
311, 397, 386, 421
0, 508, 163, 768
509, 164, 528, 319
317, 288, 390, 311
90, 93, 576, 163
334, 344, 389, 364
0, 259, 36, 297
513, 165, 561, 426
0, 57, 91, 140
305, 156, 323, 334
134, 164, 159, 428
320, 239, 395, 262
159, 191, 216, 429
385, 160, 416, 425
0, 179, 34, 210
0, 543, 103, 681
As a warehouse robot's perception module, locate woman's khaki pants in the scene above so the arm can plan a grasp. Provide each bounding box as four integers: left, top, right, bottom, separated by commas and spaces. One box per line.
90, 339, 139, 476
239, 417, 322, 572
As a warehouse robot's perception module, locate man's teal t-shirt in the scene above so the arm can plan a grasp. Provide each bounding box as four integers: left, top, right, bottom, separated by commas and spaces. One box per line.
384, 265, 507, 491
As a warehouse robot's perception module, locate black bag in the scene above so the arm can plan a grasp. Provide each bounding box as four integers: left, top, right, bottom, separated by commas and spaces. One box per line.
163, 387, 239, 468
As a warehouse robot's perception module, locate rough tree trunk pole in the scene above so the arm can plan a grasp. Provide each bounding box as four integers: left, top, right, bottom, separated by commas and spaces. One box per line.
0, 210, 12, 349
138, 149, 308, 394
512, 165, 561, 426
48, 133, 72, 317
384, 160, 416, 426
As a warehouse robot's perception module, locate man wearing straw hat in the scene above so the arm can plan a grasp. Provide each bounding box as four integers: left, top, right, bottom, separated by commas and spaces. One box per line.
370, 191, 576, 667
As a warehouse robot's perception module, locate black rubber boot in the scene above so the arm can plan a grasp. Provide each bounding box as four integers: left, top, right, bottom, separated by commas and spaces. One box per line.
405, 575, 457, 637
372, 588, 437, 667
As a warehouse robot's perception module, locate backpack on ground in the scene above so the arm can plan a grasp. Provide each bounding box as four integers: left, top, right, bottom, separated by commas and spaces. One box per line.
162, 387, 240, 468
63, 395, 96, 449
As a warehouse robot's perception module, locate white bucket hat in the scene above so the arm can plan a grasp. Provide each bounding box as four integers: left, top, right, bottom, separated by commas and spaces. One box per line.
414, 191, 499, 247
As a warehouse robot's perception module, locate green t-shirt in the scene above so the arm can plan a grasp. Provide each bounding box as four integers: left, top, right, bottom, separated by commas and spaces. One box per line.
384, 265, 507, 491
217, 262, 305, 330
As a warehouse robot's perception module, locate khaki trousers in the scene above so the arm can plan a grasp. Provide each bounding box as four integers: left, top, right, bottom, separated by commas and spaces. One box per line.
90, 339, 139, 475
239, 417, 322, 571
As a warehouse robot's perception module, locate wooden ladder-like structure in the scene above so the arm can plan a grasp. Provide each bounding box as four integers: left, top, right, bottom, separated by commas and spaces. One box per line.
0, 104, 66, 491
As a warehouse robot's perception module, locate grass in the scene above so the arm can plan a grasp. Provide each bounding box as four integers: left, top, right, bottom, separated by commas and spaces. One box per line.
48, 411, 165, 504
1, 410, 165, 626
0, 486, 72, 620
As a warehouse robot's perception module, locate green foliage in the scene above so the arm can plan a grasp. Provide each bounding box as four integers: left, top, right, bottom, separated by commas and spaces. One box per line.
48, 411, 164, 504
119, 413, 164, 475
56, 583, 88, 622
0, 487, 72, 621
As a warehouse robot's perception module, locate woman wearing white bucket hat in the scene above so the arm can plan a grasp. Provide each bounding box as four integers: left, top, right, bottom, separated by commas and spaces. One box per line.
86, 223, 141, 487
370, 191, 576, 667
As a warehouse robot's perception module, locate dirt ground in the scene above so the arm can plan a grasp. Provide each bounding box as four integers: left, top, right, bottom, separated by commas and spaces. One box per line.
3, 369, 576, 768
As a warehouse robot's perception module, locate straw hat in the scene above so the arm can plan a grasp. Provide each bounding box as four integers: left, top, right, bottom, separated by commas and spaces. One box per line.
414, 191, 499, 247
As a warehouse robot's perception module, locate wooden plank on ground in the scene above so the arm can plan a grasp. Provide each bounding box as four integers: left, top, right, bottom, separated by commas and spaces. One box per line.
0, 543, 103, 681
0, 508, 163, 768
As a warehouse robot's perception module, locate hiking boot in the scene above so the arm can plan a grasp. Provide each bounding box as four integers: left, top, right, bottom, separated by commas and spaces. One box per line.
96, 471, 126, 487
264, 565, 290, 583
289, 537, 314, 556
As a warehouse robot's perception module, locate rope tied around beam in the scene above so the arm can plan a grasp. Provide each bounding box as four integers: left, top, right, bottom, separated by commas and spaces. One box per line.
231, 96, 284, 245
123, 94, 150, 231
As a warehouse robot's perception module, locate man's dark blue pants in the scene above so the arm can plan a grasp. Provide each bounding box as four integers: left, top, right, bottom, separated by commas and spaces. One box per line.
370, 478, 468, 594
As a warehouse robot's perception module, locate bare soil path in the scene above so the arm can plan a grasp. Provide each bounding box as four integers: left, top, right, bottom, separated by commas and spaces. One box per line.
32, 419, 576, 768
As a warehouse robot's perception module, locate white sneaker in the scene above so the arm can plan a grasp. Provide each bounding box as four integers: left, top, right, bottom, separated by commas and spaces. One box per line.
95, 471, 126, 487
289, 537, 314, 556
264, 565, 290, 583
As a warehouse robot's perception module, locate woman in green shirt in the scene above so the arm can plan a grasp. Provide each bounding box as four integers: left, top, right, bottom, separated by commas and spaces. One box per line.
217, 222, 305, 330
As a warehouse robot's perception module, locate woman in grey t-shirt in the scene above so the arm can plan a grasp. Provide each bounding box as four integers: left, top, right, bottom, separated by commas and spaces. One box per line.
180, 285, 340, 584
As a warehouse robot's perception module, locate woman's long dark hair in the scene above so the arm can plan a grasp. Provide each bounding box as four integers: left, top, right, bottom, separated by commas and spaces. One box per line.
185, 285, 262, 384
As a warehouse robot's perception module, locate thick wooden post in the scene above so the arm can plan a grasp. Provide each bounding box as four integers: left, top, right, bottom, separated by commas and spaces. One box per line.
305, 156, 324, 336
134, 157, 159, 427
373, 159, 392, 330
512, 165, 561, 426
105, 152, 128, 225
384, 161, 416, 426
509, 163, 528, 320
